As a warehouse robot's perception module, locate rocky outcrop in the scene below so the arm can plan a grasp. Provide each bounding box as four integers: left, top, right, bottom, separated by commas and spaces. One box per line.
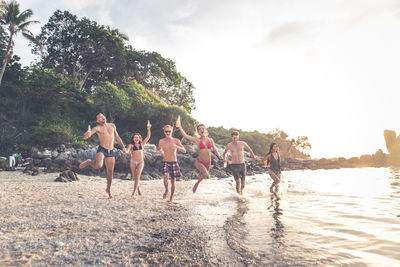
2, 142, 386, 179
0, 157, 8, 170
23, 164, 39, 176
20, 143, 267, 179
55, 170, 80, 182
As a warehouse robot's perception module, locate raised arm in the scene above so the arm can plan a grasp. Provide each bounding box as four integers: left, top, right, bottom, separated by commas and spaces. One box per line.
113, 124, 127, 153
279, 139, 295, 157
83, 125, 97, 140
175, 139, 186, 154
177, 125, 198, 144
243, 142, 257, 160
142, 124, 152, 146
211, 138, 223, 160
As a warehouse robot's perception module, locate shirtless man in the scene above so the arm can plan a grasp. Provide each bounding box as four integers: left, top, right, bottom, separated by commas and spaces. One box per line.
157, 125, 186, 201
222, 131, 258, 195
79, 113, 127, 198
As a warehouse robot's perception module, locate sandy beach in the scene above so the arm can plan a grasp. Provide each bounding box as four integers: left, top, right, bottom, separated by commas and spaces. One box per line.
0, 170, 244, 266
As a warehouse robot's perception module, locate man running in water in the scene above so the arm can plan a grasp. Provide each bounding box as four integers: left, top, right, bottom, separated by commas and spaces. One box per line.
222, 131, 258, 194
79, 113, 127, 198
157, 125, 186, 201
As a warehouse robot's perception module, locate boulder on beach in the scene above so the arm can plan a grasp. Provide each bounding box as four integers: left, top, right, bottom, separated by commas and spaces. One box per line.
0, 157, 8, 170
55, 170, 80, 182
23, 164, 39, 176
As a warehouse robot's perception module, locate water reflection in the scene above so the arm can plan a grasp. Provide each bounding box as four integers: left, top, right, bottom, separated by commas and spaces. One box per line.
244, 169, 400, 266
267, 183, 286, 262
389, 168, 400, 198
268, 193, 284, 240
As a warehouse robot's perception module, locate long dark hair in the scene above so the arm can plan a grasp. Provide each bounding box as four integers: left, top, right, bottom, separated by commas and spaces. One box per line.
131, 133, 142, 145
267, 142, 278, 166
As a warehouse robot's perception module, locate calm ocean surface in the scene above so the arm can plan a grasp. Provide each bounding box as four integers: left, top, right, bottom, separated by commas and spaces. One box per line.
185, 167, 400, 266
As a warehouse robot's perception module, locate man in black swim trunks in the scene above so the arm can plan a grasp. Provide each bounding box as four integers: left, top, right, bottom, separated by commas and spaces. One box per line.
79, 113, 127, 198
222, 131, 258, 195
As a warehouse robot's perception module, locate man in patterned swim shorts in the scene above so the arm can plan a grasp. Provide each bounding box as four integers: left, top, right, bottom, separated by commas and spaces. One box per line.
157, 125, 186, 201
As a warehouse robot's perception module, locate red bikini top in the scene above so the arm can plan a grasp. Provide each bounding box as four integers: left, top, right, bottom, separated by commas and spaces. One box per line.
199, 139, 212, 149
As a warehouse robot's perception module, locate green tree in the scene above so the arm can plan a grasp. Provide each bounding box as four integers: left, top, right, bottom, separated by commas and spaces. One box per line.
207, 126, 310, 158
125, 48, 195, 112
0, 0, 40, 85
32, 10, 80, 78
34, 10, 128, 91
93, 82, 131, 122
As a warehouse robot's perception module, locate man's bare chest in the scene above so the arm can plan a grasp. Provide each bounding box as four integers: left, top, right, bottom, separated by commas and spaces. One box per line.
97, 126, 114, 137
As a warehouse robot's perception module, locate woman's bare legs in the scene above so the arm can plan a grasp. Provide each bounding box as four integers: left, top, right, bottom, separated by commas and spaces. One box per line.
192, 160, 210, 193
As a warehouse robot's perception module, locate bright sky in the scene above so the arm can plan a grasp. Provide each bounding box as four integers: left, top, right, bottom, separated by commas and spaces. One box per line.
15, 0, 400, 158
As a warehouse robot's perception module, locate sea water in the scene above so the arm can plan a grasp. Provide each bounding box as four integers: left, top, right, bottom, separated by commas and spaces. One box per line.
185, 167, 400, 266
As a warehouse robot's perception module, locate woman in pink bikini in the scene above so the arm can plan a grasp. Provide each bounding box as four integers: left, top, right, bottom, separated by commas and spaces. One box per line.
124, 122, 151, 198
176, 118, 223, 193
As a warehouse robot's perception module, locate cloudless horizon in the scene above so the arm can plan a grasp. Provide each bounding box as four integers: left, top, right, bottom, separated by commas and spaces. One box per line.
14, 0, 400, 158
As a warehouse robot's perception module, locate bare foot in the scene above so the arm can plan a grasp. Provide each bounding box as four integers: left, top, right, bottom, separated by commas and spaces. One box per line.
163, 190, 168, 199
138, 187, 142, 196
106, 189, 112, 199
169, 196, 174, 202
79, 159, 91, 169
192, 182, 199, 193
131, 193, 135, 199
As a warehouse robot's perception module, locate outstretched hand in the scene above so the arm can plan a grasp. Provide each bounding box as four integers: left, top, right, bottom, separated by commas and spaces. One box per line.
176, 115, 181, 128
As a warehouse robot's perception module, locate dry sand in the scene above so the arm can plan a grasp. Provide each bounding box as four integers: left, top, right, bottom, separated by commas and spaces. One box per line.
0, 170, 244, 266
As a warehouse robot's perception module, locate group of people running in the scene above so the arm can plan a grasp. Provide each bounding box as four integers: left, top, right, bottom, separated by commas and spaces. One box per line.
79, 113, 294, 200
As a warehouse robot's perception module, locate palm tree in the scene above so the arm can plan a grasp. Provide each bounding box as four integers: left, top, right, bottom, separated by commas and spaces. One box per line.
0, 0, 40, 85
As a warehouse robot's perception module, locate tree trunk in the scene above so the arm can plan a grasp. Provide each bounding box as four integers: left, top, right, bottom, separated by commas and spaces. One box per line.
78, 68, 93, 91
0, 31, 14, 86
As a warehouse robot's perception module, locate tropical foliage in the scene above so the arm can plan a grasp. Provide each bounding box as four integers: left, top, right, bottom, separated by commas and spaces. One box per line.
0, 4, 309, 160
207, 126, 311, 158
0, 0, 40, 85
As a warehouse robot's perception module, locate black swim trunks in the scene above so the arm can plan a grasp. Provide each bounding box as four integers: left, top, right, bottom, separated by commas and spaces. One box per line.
229, 163, 246, 180
97, 145, 115, 157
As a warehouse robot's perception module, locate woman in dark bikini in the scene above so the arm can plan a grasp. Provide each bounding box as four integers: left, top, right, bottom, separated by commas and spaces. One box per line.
176, 118, 223, 193
124, 122, 151, 198
261, 139, 294, 193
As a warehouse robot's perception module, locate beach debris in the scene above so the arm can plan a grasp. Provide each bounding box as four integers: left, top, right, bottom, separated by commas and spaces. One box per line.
55, 170, 80, 182
23, 164, 39, 176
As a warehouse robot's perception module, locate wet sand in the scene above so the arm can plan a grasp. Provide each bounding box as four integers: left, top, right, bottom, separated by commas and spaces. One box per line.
0, 171, 244, 266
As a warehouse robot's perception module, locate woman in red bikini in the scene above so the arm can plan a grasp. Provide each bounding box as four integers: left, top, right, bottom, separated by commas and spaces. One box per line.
176, 117, 223, 193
